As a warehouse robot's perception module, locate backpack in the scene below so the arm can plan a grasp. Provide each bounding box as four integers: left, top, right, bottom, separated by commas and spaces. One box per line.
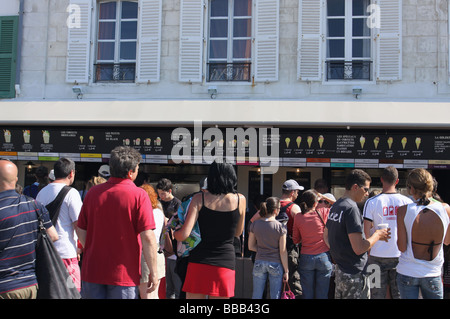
45, 186, 72, 225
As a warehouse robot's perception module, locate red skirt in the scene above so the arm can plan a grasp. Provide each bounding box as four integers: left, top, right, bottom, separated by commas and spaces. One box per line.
182, 262, 235, 297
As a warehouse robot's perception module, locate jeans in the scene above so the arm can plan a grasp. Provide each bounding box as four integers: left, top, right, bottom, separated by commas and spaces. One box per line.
81, 281, 139, 299
396, 273, 443, 299
298, 252, 333, 299
252, 260, 284, 299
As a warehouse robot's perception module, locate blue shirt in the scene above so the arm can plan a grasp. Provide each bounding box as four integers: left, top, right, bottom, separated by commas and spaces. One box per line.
0, 190, 52, 294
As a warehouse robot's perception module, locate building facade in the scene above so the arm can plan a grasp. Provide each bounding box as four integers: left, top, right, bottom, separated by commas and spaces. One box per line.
0, 0, 450, 202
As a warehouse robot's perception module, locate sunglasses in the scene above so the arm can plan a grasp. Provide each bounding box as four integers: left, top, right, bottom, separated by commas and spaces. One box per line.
318, 200, 330, 205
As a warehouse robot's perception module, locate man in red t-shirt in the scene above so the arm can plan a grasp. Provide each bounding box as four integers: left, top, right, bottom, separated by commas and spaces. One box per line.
77, 146, 158, 299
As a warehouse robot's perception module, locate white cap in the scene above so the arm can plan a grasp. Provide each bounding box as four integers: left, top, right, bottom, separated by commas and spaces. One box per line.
98, 164, 110, 178
322, 193, 336, 202
282, 179, 304, 191
49, 169, 55, 181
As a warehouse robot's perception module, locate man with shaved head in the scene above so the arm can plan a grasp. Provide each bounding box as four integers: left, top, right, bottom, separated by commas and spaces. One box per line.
0, 159, 58, 299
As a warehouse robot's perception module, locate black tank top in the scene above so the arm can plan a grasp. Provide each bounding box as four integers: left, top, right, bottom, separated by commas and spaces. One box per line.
188, 193, 241, 270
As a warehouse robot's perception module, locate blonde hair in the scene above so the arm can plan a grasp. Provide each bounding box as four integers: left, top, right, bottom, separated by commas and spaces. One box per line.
407, 168, 433, 205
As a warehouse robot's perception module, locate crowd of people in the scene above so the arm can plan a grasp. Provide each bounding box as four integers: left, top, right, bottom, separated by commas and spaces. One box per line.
0, 146, 450, 300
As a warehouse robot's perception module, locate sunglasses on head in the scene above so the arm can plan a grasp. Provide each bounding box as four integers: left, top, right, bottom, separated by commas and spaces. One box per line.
318, 200, 329, 205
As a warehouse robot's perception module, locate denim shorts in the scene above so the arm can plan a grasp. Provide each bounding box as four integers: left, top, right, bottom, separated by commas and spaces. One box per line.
81, 281, 139, 299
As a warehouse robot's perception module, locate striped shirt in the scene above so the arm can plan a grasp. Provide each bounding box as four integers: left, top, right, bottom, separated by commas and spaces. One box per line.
0, 190, 52, 294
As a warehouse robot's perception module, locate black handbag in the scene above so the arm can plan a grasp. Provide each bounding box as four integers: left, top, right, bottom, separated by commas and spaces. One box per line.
33, 200, 81, 299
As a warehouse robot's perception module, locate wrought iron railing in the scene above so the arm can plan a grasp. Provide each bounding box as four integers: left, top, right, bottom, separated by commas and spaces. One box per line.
207, 62, 251, 82
326, 60, 372, 81
94, 63, 136, 82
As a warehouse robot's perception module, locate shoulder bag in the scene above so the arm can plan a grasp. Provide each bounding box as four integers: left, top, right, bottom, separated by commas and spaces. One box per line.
32, 199, 81, 299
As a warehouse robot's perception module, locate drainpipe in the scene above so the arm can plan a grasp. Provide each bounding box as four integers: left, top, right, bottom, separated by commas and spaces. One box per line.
15, 0, 24, 96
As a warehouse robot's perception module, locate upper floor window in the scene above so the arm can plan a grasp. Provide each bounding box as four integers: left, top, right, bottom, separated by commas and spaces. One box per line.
325, 0, 372, 81
207, 0, 252, 82
95, 0, 138, 82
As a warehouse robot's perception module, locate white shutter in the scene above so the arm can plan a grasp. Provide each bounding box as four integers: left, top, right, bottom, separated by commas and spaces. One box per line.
66, 0, 92, 84
253, 0, 279, 82
179, 0, 204, 83
136, 0, 162, 83
376, 0, 402, 81
297, 0, 324, 81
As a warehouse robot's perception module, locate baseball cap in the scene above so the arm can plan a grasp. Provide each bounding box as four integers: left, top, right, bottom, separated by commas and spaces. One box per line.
98, 164, 110, 178
48, 169, 55, 181
322, 193, 336, 202
282, 179, 304, 191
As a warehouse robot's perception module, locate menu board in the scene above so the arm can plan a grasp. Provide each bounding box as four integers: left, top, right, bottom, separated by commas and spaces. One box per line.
1, 127, 450, 169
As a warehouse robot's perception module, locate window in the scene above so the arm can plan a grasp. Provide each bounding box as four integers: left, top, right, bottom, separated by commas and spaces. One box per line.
207, 0, 252, 82
325, 0, 372, 81
95, 0, 138, 82
0, 16, 18, 98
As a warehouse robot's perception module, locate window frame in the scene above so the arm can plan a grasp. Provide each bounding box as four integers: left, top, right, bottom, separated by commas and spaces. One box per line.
206, 0, 253, 82
324, 0, 374, 82
94, 0, 138, 83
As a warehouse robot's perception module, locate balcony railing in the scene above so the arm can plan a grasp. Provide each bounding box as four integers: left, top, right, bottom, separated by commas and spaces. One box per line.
326, 60, 372, 81
207, 62, 251, 82
94, 63, 136, 83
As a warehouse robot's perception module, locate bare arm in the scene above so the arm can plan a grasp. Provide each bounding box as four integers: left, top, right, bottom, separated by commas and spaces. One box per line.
279, 234, 289, 282
141, 229, 159, 293
363, 219, 373, 243
396, 205, 407, 252
248, 231, 257, 252
349, 228, 390, 256
77, 228, 87, 247
235, 194, 246, 238
444, 205, 450, 246
46, 225, 59, 242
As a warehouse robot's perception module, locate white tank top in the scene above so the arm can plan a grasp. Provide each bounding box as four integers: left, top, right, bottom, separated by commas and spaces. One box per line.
397, 202, 449, 278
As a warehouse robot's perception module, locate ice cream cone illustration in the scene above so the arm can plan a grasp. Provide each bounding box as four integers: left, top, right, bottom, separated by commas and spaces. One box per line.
89, 136, 94, 144
155, 137, 161, 146
134, 138, 141, 146
296, 136, 302, 148
285, 137, 291, 148
318, 135, 324, 148
387, 137, 393, 149
360, 136, 366, 149
79, 136, 84, 144
145, 138, 151, 146
401, 137, 407, 150
307, 136, 313, 148
3, 130, 11, 143
373, 137, 379, 149
415, 137, 421, 150
42, 130, 50, 144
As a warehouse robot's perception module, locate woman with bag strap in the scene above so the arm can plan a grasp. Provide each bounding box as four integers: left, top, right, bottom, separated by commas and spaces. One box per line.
293, 190, 333, 299
248, 197, 289, 299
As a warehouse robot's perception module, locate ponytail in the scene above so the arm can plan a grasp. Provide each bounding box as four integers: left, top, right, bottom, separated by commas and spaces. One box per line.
259, 197, 280, 218
299, 190, 318, 214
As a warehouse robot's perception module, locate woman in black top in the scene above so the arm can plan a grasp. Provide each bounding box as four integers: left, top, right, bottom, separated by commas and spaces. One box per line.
174, 161, 246, 299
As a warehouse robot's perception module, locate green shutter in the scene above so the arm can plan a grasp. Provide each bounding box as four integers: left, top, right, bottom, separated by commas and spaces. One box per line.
0, 16, 18, 99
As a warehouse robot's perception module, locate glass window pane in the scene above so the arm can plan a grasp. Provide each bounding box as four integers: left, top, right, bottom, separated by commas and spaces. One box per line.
233, 39, 251, 58
97, 42, 115, 60
209, 40, 228, 59
99, 2, 117, 20
353, 18, 370, 36
327, 19, 344, 37
120, 41, 137, 60
327, 0, 345, 16
327, 39, 345, 58
211, 0, 228, 17
121, 21, 137, 39
233, 19, 251, 37
353, 0, 370, 16
234, 0, 251, 16
122, 1, 138, 19
210, 19, 228, 37
352, 39, 371, 57
98, 22, 116, 39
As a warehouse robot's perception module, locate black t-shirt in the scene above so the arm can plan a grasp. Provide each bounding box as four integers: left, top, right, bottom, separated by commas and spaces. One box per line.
161, 197, 181, 218
325, 197, 367, 275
